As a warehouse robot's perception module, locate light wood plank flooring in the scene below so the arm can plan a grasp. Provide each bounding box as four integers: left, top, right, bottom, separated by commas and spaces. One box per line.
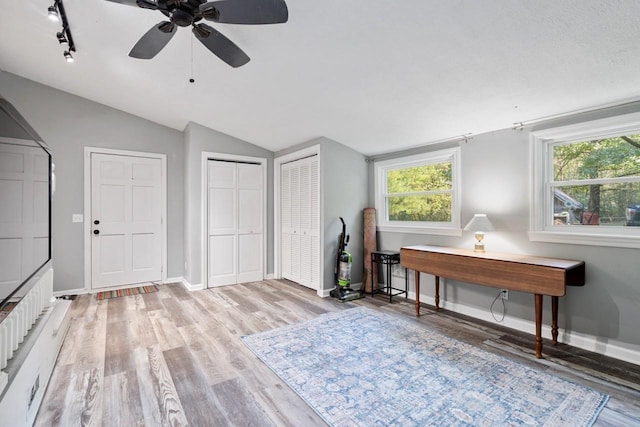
35, 280, 640, 426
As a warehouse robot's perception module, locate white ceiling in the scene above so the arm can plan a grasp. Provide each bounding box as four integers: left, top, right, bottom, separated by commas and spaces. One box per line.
2, 1, 640, 156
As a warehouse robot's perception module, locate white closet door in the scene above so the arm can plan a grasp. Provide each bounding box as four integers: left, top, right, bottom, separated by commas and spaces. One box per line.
299, 160, 312, 286
289, 165, 301, 283
237, 163, 263, 283
207, 161, 237, 286
280, 155, 319, 290
207, 160, 263, 287
309, 157, 320, 288
0, 144, 49, 294
280, 164, 291, 279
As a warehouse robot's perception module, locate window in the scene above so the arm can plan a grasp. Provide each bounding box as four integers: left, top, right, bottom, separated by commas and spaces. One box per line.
375, 147, 461, 235
530, 112, 640, 248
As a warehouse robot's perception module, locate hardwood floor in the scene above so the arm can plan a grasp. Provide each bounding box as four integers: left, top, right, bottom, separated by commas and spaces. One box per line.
35, 280, 640, 426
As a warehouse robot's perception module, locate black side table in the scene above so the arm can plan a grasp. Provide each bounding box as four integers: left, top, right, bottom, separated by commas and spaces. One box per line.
371, 250, 408, 302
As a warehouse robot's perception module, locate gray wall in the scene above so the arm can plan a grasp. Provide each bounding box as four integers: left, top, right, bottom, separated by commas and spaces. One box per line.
0, 72, 185, 292
276, 137, 369, 292
370, 107, 640, 355
183, 122, 274, 286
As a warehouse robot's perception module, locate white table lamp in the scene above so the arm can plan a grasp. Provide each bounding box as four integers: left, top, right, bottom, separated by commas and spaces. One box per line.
464, 214, 495, 252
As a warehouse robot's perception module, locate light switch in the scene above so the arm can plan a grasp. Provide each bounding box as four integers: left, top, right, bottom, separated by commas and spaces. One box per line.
72, 214, 83, 223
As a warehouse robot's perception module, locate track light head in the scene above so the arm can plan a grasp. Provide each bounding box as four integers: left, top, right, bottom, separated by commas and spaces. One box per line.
56, 31, 67, 44
48, 4, 59, 21
63, 50, 74, 63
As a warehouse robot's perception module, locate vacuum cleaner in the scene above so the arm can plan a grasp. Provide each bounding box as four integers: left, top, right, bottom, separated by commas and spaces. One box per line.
329, 217, 364, 302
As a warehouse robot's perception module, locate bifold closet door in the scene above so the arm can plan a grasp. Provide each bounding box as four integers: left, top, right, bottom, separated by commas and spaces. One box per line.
207, 160, 263, 287
280, 156, 319, 290
237, 163, 263, 283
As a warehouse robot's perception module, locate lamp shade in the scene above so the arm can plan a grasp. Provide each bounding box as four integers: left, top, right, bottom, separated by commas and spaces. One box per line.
464, 214, 494, 232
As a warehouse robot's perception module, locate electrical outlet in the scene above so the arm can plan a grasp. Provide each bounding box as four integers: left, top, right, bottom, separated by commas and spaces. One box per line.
501, 289, 508, 300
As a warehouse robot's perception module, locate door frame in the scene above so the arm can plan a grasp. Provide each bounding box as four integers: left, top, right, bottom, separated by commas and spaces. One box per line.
274, 144, 323, 296
201, 152, 267, 288
83, 147, 168, 291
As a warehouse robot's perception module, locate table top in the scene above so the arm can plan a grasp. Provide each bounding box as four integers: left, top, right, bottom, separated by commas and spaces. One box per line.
401, 245, 584, 270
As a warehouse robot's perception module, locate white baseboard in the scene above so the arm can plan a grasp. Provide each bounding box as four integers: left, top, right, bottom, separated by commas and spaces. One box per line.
406, 290, 640, 366
163, 277, 184, 284
182, 278, 204, 291
319, 288, 332, 298
266, 274, 275, 280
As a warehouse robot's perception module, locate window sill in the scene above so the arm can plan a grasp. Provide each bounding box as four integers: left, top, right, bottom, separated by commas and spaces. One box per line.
528, 230, 640, 249
377, 225, 462, 236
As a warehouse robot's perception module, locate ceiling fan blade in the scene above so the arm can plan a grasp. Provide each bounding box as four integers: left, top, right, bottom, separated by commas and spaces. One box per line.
129, 22, 176, 59
192, 24, 250, 68
104, 0, 158, 9
200, 0, 288, 25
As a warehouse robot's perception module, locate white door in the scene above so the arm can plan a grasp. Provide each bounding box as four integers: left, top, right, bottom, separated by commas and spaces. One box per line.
91, 153, 162, 289
280, 156, 319, 290
207, 160, 263, 287
237, 163, 263, 283
0, 142, 49, 296
207, 161, 237, 286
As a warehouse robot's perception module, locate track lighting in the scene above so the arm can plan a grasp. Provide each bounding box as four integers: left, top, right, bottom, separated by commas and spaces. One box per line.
56, 31, 67, 44
63, 50, 74, 63
48, 0, 76, 63
48, 4, 60, 22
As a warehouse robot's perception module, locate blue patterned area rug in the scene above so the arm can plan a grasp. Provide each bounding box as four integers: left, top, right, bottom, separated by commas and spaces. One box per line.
242, 307, 608, 427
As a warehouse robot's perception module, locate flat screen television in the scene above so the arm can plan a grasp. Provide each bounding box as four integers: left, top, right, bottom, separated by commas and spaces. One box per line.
0, 96, 52, 317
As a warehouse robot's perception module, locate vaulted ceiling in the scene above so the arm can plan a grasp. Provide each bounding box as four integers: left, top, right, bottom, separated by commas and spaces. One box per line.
3, 1, 640, 156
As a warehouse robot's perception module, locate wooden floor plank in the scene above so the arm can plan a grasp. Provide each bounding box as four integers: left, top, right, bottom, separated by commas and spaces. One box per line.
162, 346, 228, 426
35, 279, 640, 426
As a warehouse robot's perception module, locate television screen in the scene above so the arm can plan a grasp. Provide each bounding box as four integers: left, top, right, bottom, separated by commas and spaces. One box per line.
0, 97, 52, 312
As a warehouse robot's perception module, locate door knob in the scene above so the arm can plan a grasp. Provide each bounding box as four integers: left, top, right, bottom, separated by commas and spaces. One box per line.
94, 220, 100, 225
93, 229, 100, 235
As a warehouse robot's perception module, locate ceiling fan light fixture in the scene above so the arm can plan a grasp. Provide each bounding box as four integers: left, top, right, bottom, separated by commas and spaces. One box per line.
63, 50, 74, 63
192, 24, 210, 39
199, 3, 220, 20
48, 4, 60, 21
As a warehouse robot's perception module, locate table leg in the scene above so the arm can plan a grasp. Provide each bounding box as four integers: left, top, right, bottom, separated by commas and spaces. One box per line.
551, 296, 559, 344
534, 294, 543, 359
387, 263, 392, 303
404, 268, 408, 300
414, 270, 420, 317
434, 276, 440, 310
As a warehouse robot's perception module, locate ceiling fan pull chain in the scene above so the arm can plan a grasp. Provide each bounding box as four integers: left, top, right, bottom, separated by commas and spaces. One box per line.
189, 34, 195, 83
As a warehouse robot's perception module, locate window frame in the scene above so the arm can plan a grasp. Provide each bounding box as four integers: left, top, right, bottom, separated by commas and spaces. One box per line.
374, 147, 461, 235
530, 112, 640, 248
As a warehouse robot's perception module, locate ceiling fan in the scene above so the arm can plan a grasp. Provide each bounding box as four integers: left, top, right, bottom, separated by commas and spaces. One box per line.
105, 0, 288, 67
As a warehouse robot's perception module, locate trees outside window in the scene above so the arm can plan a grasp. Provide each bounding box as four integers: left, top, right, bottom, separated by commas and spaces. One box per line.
531, 112, 640, 248
375, 148, 461, 235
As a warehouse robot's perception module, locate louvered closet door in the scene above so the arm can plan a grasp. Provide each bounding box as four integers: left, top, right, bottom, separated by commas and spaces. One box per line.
280, 165, 291, 279
280, 155, 319, 290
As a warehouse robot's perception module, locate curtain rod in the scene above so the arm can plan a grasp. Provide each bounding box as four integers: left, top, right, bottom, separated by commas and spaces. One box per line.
512, 97, 640, 130
366, 133, 473, 163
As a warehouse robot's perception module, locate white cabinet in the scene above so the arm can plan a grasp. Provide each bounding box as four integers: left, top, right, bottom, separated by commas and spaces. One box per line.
207, 160, 263, 286
281, 156, 319, 289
